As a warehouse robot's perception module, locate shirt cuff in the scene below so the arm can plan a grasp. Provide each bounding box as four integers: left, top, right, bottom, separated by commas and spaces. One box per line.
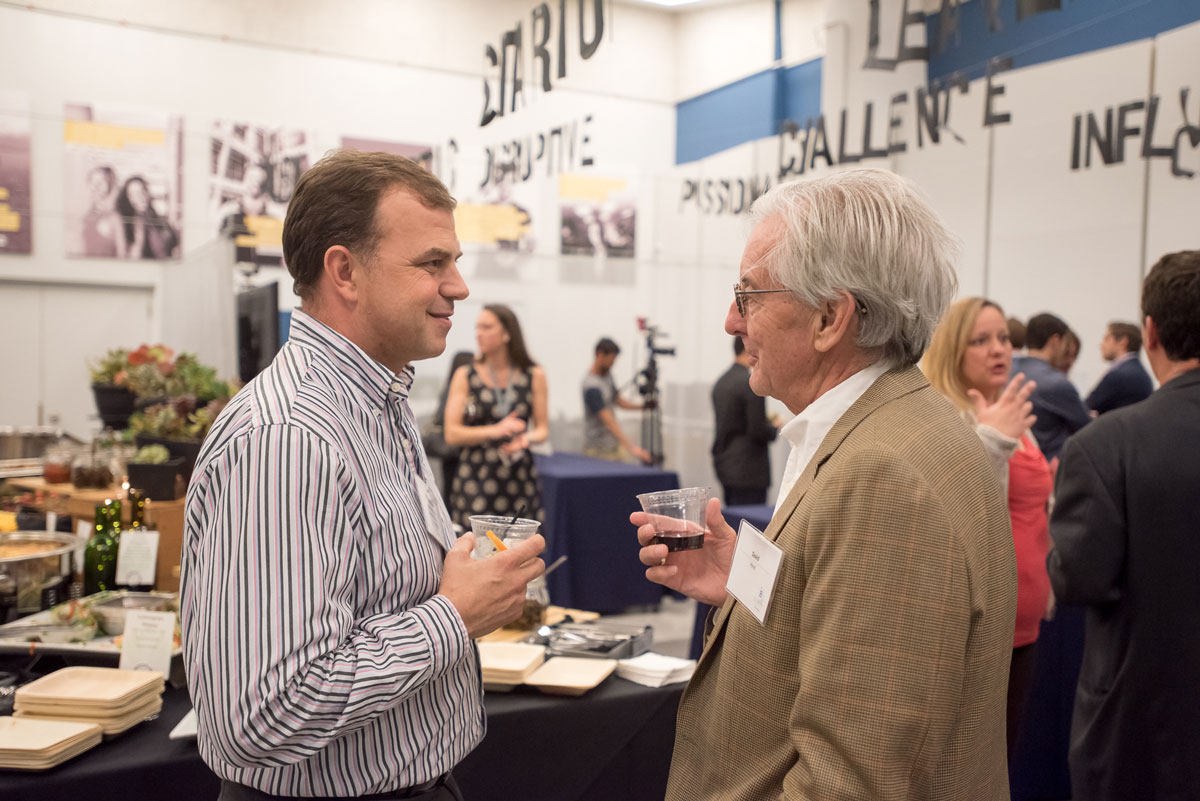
406, 594, 472, 677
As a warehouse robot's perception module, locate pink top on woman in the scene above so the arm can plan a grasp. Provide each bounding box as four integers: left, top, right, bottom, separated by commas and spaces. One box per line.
1008, 434, 1054, 647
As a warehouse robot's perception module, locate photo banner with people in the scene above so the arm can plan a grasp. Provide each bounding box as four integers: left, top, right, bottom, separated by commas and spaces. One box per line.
63, 103, 183, 260
0, 90, 32, 255
209, 121, 318, 267
559, 173, 637, 285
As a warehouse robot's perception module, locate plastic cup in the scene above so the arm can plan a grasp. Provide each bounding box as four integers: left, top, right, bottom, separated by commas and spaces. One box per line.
468, 515, 541, 559
636, 487, 709, 552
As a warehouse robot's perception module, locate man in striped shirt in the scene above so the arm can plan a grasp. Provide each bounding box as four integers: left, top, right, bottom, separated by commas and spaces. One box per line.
182, 151, 546, 800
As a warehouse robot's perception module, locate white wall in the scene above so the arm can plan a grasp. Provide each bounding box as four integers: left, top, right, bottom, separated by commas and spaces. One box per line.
0, 0, 732, 491
674, 0, 826, 100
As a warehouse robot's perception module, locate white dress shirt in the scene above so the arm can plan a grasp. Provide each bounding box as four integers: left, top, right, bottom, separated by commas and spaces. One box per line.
774, 362, 890, 507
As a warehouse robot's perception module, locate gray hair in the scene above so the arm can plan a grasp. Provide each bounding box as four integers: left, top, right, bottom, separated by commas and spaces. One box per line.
750, 168, 960, 367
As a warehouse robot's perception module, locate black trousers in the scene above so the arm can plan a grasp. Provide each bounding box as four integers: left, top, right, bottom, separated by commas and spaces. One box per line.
722, 485, 767, 506
218, 774, 463, 801
1007, 642, 1039, 759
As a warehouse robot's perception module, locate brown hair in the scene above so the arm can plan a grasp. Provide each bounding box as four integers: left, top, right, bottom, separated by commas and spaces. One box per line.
478, 304, 536, 371
923, 297, 1006, 414
1006, 317, 1026, 350
1107, 321, 1142, 353
1142, 250, 1200, 361
282, 149, 455, 299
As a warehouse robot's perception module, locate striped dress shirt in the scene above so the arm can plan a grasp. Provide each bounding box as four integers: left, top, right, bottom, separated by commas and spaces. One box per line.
181, 309, 483, 797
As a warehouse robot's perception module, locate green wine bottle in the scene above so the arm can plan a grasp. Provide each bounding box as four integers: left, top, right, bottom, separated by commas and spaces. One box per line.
84, 500, 121, 596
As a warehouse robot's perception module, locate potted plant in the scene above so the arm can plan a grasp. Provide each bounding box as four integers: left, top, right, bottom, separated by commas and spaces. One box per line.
89, 349, 136, 429
128, 396, 227, 482
122, 344, 177, 410
125, 444, 184, 501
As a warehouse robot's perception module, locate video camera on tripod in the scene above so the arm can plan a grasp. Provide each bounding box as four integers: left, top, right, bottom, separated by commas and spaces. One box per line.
635, 317, 674, 464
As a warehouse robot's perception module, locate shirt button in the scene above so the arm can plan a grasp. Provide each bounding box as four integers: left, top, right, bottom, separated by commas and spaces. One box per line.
390, 382, 403, 392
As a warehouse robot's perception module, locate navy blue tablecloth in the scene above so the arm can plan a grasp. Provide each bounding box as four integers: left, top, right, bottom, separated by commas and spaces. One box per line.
722, 503, 775, 534
535, 452, 679, 613
687, 504, 775, 659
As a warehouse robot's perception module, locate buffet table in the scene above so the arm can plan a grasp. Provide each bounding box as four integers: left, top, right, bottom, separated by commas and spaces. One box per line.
0, 660, 684, 801
535, 453, 680, 613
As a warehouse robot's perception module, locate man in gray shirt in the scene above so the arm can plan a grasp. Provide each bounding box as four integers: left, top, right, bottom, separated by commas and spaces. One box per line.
582, 337, 650, 463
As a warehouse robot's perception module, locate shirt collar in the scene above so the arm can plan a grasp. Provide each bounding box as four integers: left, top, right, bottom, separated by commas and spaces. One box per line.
779, 362, 890, 449
1107, 351, 1137, 370
287, 309, 415, 407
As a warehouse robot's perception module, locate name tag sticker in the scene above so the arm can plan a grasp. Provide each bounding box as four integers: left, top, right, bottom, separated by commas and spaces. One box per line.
724, 520, 783, 625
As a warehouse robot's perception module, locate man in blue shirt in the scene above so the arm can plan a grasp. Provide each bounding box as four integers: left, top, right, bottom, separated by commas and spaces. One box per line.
1086, 321, 1154, 414
1011, 313, 1092, 461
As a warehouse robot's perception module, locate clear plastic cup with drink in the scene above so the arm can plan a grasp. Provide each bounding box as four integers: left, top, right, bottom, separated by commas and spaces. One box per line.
636, 487, 710, 552
468, 514, 541, 559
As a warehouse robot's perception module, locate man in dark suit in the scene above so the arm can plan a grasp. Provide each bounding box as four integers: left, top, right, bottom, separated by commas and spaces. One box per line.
711, 336, 778, 505
1048, 250, 1200, 801
1085, 320, 1154, 414
1011, 313, 1092, 460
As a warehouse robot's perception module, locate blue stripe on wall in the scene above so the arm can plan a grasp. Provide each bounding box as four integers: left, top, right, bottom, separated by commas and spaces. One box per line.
676, 57, 822, 165
927, 0, 1200, 83
782, 58, 822, 128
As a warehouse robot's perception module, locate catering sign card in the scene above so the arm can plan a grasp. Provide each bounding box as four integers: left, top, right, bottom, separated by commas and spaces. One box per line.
118, 609, 174, 675
115, 529, 159, 587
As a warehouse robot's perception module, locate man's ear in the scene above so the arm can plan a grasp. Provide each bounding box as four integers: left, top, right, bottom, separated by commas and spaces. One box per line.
813, 291, 859, 354
323, 245, 360, 305
1143, 315, 1159, 352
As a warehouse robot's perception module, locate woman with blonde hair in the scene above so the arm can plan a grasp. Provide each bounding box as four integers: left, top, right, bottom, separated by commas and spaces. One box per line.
924, 296, 1051, 759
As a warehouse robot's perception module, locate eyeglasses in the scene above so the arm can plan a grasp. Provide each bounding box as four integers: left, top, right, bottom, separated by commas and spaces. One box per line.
732, 284, 869, 318
732, 285, 792, 317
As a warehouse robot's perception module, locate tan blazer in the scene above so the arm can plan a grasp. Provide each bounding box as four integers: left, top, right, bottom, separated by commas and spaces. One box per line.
667, 366, 1017, 801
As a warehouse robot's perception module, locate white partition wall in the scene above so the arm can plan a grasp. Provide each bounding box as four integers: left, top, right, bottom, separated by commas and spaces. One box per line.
988, 41, 1154, 394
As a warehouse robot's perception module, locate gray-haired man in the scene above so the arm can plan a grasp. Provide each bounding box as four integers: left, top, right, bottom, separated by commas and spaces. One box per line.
633, 168, 1016, 800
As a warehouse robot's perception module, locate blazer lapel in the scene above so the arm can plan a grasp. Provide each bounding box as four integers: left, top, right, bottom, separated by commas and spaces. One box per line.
698, 365, 931, 659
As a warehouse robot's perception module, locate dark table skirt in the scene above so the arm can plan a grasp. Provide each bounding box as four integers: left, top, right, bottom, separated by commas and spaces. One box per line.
0, 664, 683, 801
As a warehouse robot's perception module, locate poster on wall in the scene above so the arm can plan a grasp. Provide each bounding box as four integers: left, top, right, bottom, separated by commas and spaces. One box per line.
340, 136, 433, 170
209, 121, 318, 266
0, 90, 33, 255
559, 174, 636, 285
64, 104, 183, 261
453, 170, 539, 283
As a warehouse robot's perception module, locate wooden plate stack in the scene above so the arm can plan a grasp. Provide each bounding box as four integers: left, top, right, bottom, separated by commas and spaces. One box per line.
478, 642, 546, 692
524, 657, 617, 696
0, 717, 103, 770
13, 667, 165, 736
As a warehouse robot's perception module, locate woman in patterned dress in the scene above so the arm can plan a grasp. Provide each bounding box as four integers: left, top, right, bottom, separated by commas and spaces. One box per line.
443, 304, 548, 531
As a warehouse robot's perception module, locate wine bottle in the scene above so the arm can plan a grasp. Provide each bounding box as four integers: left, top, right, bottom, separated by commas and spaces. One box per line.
83, 500, 120, 596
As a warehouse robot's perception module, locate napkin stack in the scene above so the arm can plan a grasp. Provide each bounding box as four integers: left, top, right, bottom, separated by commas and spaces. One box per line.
616, 652, 697, 687
13, 666, 165, 736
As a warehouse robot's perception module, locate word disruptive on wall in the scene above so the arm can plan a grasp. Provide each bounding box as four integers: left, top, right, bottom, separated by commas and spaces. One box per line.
1071, 89, 1200, 178
480, 0, 606, 127
481, 115, 595, 187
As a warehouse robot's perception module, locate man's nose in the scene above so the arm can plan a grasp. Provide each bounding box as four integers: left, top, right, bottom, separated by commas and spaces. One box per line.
444, 261, 469, 301
724, 301, 743, 337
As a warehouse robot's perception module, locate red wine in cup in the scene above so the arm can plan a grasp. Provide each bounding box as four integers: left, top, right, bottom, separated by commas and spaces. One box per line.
653, 528, 705, 552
